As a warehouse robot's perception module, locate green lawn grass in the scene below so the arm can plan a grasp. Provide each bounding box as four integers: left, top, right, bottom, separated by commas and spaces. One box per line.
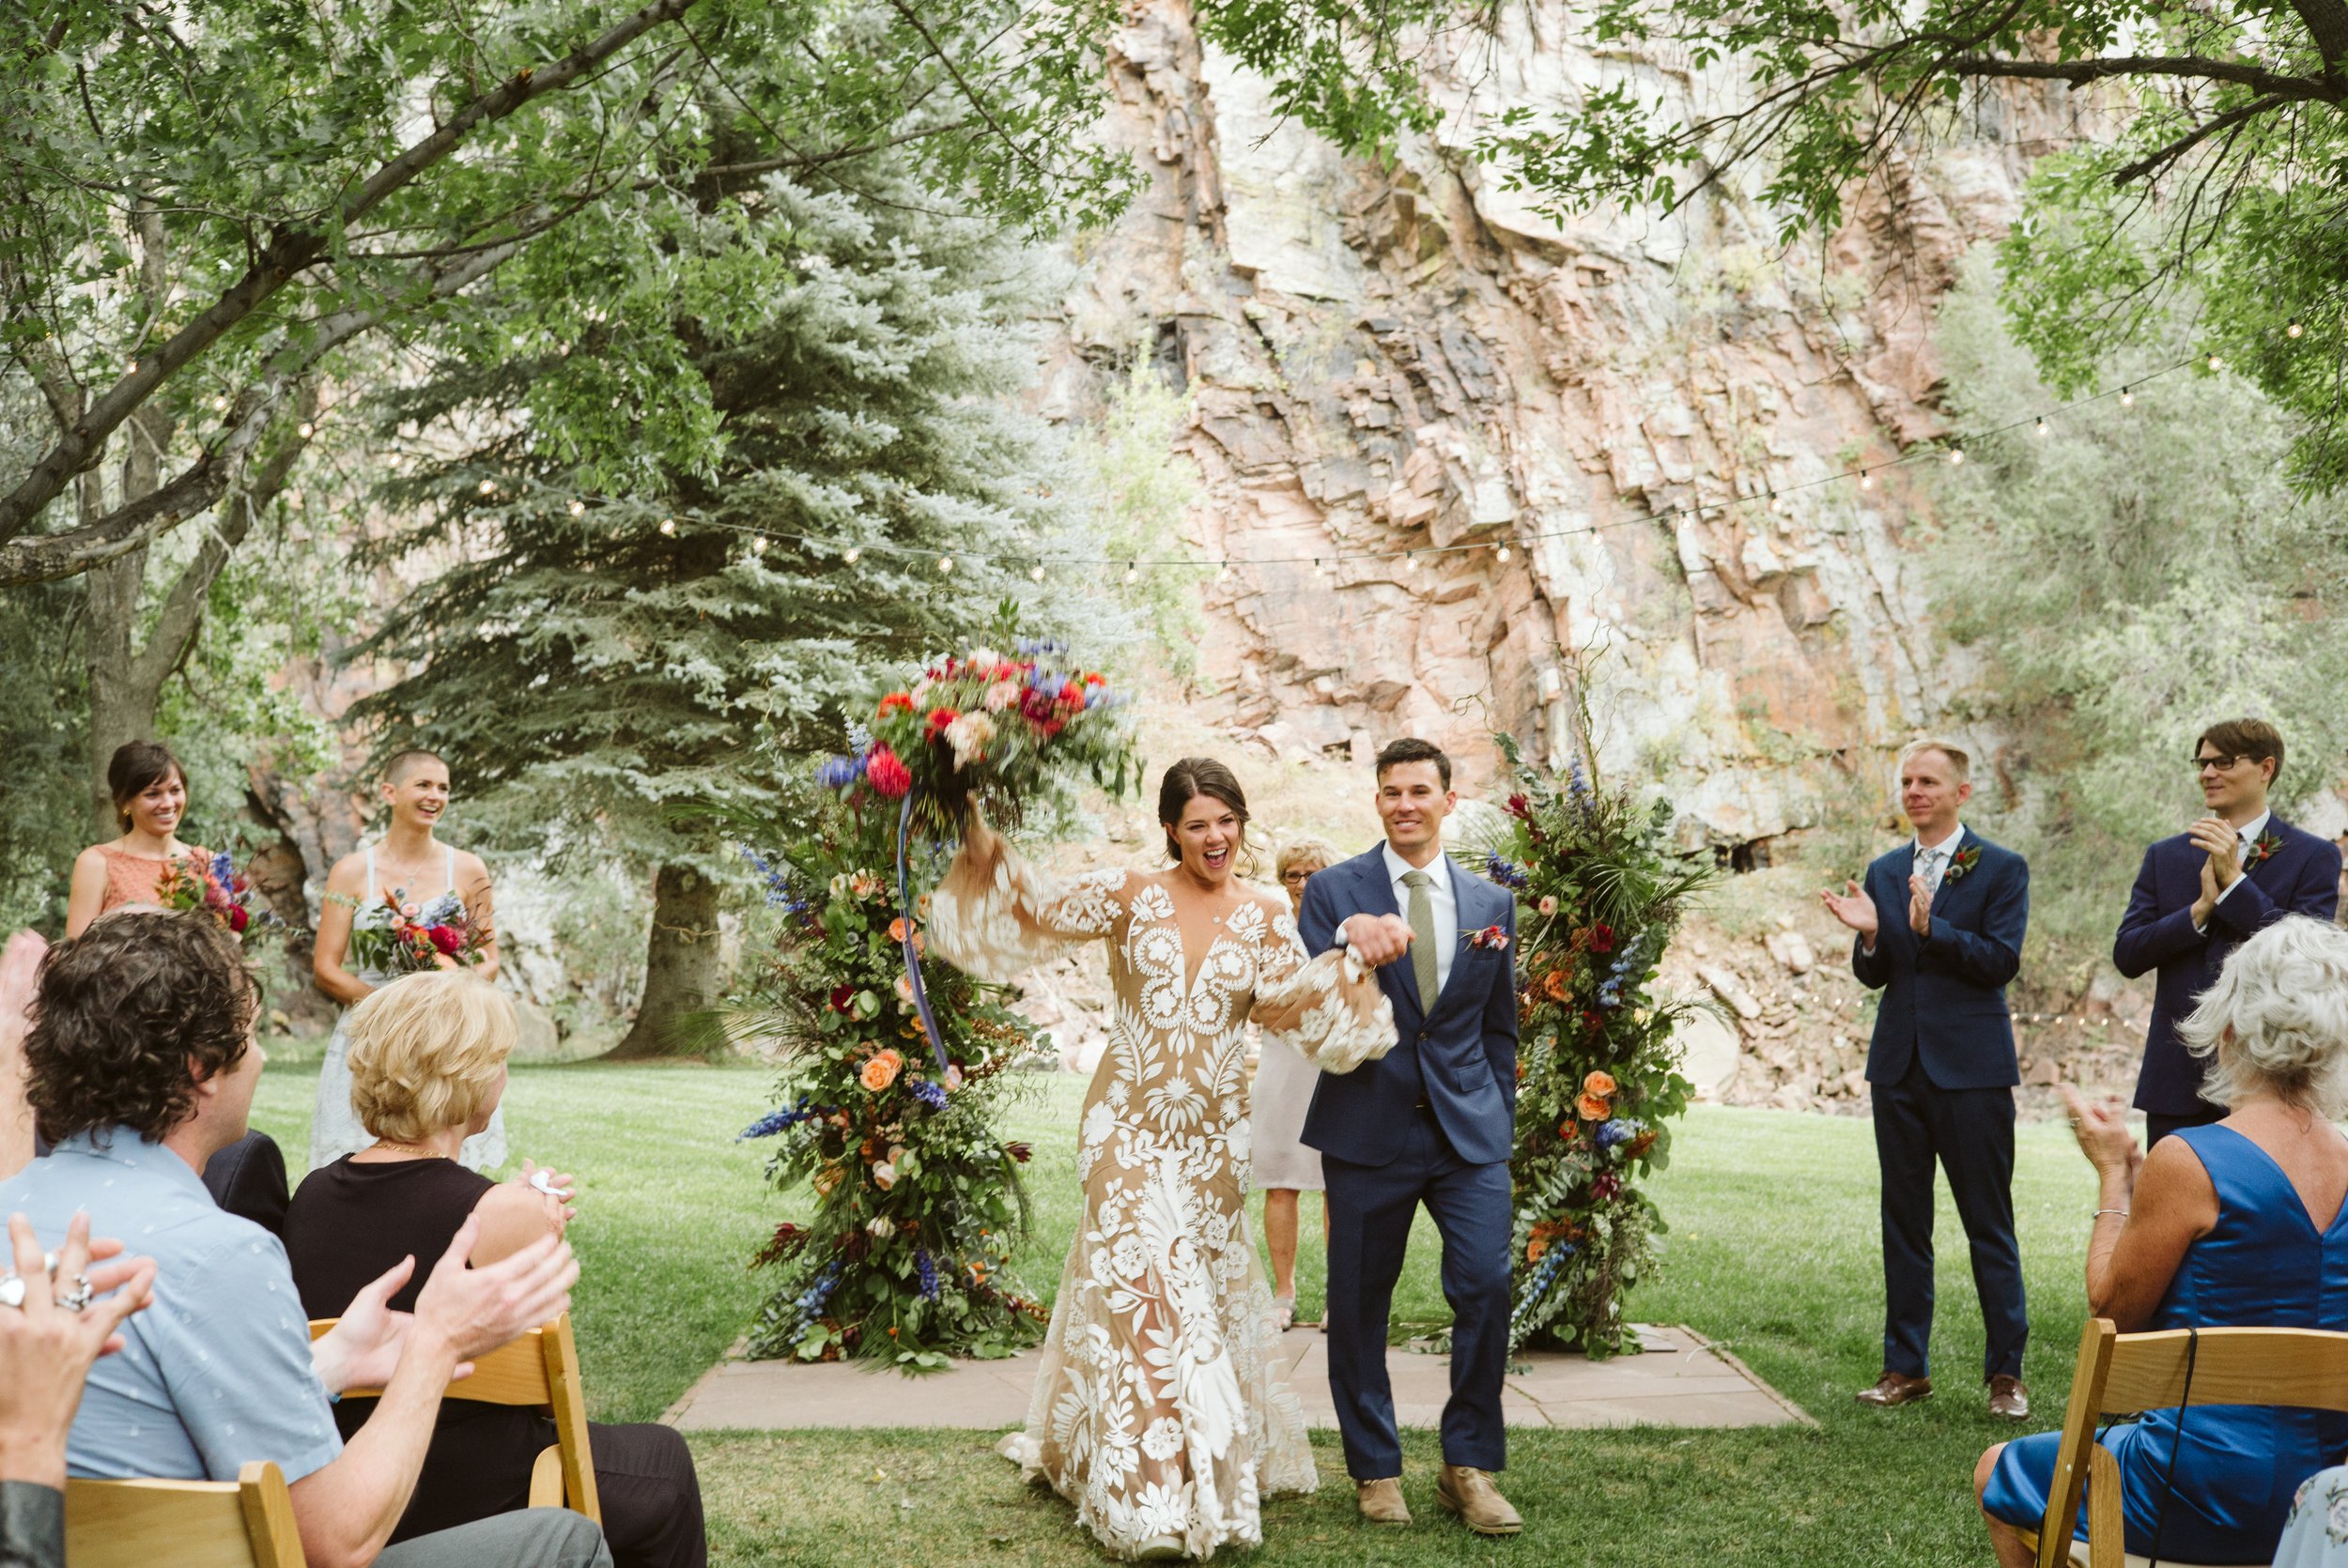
252, 1059, 2100, 1565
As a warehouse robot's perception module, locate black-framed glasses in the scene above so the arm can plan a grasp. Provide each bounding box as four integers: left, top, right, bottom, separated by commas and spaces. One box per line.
2192, 753, 2248, 774
1279, 869, 1317, 885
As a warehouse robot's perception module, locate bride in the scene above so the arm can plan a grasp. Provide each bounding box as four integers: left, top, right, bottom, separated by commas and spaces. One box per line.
930, 757, 1397, 1561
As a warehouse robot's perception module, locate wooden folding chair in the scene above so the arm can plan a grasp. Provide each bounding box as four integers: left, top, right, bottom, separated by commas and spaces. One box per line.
2021, 1316, 2348, 1567
310, 1311, 601, 1524
64, 1460, 304, 1568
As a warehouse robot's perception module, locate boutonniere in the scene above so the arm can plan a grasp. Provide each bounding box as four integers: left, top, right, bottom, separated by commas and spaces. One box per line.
1942, 844, 1984, 883
1464, 924, 1510, 951
2246, 829, 2284, 869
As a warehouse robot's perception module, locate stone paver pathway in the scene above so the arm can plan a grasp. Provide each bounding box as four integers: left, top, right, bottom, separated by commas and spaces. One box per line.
663, 1323, 1810, 1432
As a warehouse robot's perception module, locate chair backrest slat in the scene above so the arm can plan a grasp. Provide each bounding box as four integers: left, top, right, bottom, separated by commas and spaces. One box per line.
65, 1461, 302, 1568
2099, 1326, 2348, 1414
313, 1316, 555, 1406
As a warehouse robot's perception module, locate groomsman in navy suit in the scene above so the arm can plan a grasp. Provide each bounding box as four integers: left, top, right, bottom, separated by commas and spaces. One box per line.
1297, 738, 1522, 1537
2115, 718, 2341, 1145
1822, 738, 2031, 1420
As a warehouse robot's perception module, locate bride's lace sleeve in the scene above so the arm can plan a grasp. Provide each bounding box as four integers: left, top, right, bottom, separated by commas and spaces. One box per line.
926, 831, 1128, 985
1247, 901, 1397, 1075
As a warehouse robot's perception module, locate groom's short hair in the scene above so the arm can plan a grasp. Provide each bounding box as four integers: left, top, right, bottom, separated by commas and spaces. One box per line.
2196, 717, 2284, 782
1375, 737, 1452, 790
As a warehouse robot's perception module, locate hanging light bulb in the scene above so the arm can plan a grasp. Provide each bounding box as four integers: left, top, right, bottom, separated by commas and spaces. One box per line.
1123, 561, 1138, 584
127, 360, 138, 374
1859, 470, 1875, 491
1029, 563, 1045, 582
936, 555, 953, 574
1767, 492, 1783, 515
752, 536, 767, 555
479, 479, 498, 497
2207, 353, 2224, 371
212, 395, 228, 413
842, 546, 861, 564
658, 517, 675, 535
297, 421, 315, 438
1314, 558, 1328, 576
567, 500, 585, 516
1948, 448, 1965, 466
2289, 321, 2305, 339
1216, 561, 1231, 581
1496, 544, 1513, 562
1402, 551, 1418, 572
2121, 386, 2135, 407
2034, 418, 2049, 437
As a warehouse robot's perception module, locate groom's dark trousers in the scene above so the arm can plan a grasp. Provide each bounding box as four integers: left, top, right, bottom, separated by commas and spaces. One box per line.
1299, 846, 1518, 1479
1853, 830, 2030, 1383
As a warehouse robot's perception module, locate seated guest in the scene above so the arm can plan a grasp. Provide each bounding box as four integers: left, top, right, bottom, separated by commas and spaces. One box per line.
0, 1209, 157, 1568
201, 1127, 292, 1237
1, 931, 39, 1179
1, 911, 606, 1568
286, 971, 705, 1568
1976, 915, 2348, 1566
2277, 1465, 2348, 1565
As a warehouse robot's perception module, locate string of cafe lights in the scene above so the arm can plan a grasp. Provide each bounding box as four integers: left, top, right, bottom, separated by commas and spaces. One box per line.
524, 348, 2231, 577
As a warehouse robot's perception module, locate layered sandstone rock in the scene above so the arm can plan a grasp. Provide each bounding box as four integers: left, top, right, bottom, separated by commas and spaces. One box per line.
1039, 2, 2067, 850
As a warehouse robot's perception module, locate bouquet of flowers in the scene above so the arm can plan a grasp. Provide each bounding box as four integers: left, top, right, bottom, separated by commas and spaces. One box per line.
817, 632, 1138, 833
348, 890, 491, 976
1482, 731, 1717, 1358
154, 850, 270, 939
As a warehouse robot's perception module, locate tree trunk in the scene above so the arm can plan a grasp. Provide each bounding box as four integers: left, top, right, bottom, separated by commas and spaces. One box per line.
606, 863, 724, 1059
85, 550, 159, 838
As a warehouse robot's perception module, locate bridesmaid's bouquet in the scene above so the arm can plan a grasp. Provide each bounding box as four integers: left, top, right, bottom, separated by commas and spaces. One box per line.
816, 634, 1139, 832
348, 890, 491, 975
154, 850, 269, 938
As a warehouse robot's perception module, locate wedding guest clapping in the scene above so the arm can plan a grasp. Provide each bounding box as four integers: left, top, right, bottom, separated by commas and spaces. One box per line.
63, 741, 209, 938
1820, 738, 2031, 1419
1977, 915, 2348, 1567
285, 971, 704, 1568
2117, 719, 2344, 1145
1258, 837, 1340, 1330
314, 749, 504, 1173
0, 932, 40, 1180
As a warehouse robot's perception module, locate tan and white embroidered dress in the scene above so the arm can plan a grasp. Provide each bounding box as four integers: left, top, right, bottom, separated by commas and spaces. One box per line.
931, 835, 1394, 1560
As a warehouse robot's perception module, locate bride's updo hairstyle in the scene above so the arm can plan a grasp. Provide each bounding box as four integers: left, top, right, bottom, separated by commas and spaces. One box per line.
2181, 915, 2348, 1118
1158, 758, 1251, 865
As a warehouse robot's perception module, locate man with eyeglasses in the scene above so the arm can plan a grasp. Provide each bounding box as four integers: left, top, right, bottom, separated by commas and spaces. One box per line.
2115, 718, 2343, 1145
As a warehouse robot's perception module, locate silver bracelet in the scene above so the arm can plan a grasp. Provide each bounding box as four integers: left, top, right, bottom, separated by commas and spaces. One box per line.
2092, 1207, 2129, 1221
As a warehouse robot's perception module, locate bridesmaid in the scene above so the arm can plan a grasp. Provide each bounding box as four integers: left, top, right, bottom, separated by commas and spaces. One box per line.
63, 741, 210, 936
1258, 837, 1338, 1330
312, 748, 504, 1172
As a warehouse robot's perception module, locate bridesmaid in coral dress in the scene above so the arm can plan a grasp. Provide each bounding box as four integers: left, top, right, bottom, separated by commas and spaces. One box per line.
64, 741, 212, 937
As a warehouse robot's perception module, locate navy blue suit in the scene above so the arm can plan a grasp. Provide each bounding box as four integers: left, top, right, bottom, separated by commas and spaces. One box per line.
2114, 816, 2341, 1120
1851, 828, 2030, 1382
1298, 846, 1517, 1479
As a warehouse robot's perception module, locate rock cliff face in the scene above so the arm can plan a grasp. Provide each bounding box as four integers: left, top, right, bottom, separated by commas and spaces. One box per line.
1037, 2, 2061, 849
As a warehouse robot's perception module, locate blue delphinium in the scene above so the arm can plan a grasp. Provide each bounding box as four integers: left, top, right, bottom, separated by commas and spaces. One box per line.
737, 844, 796, 909
1507, 1239, 1576, 1339
911, 1079, 950, 1111
738, 1096, 831, 1140
209, 849, 235, 886
814, 754, 864, 791
914, 1248, 940, 1300
785, 1261, 844, 1346
1485, 854, 1531, 890
1595, 1117, 1642, 1151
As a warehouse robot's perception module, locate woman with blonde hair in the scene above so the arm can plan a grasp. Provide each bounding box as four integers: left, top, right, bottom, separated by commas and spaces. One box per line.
1258, 836, 1341, 1329
283, 971, 706, 1568
1976, 915, 2348, 1565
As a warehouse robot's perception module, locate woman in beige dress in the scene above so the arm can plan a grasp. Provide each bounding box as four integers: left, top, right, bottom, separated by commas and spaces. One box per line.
930, 760, 1396, 1561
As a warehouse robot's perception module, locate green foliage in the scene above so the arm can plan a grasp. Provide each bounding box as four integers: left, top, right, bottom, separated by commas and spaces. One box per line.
1484, 734, 1718, 1357
347, 166, 1119, 873
731, 795, 1045, 1368
0, 580, 88, 930
1925, 255, 2348, 986
1076, 363, 1208, 676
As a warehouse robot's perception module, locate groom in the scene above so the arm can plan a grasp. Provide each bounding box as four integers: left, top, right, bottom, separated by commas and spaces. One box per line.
1296, 737, 1522, 1537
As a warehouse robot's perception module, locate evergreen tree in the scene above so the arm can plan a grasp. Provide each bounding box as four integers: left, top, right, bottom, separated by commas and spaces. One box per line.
350, 168, 1113, 1056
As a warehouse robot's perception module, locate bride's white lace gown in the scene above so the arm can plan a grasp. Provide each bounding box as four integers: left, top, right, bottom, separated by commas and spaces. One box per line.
931, 837, 1395, 1560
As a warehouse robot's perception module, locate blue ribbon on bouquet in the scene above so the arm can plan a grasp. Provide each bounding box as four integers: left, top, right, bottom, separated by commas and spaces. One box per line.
894, 792, 953, 1083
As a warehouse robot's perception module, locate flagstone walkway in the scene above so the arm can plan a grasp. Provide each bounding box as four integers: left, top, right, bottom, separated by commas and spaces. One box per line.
662, 1323, 1811, 1432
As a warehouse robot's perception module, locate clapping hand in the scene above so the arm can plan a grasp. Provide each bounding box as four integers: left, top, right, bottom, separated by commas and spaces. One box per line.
1818, 881, 1878, 943
1, 1212, 157, 1488
516, 1160, 579, 1227
1338, 913, 1414, 967
1908, 874, 1933, 937
2060, 1084, 2142, 1181
312, 1253, 416, 1395
2187, 817, 2244, 890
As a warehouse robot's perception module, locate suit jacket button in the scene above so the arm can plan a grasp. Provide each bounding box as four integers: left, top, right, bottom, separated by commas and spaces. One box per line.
1417, 1030, 1429, 1041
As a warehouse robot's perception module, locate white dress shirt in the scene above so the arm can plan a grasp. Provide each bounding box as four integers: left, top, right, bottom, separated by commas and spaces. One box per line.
1383, 841, 1459, 997
2204, 808, 2273, 925
1912, 822, 1970, 898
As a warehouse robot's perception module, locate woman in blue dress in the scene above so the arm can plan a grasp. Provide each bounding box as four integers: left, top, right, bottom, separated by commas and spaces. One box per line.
1977, 915, 2348, 1566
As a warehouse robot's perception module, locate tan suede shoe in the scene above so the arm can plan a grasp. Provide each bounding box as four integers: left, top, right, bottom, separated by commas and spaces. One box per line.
1436, 1465, 1522, 1535
1356, 1477, 1411, 1525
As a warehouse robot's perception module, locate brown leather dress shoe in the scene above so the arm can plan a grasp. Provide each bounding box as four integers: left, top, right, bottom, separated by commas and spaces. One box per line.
1854, 1371, 1934, 1407
1356, 1477, 1411, 1525
1988, 1375, 2031, 1420
1436, 1465, 1522, 1535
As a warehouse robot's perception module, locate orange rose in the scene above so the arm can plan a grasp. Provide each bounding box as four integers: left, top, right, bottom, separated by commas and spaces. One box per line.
861, 1049, 904, 1092
1543, 969, 1570, 1002
888, 916, 910, 941
1583, 1069, 1616, 1097
1526, 1237, 1549, 1263
811, 1164, 843, 1196
1577, 1091, 1612, 1121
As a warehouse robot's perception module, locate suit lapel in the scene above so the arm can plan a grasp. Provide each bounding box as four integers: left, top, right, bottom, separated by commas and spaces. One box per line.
1425, 861, 1497, 1028
2247, 816, 2290, 890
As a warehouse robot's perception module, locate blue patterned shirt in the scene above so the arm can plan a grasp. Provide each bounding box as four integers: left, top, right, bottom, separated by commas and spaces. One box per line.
0, 1130, 341, 1483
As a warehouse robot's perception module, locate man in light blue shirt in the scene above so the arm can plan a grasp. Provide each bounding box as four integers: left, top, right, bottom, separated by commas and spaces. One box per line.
8, 911, 602, 1568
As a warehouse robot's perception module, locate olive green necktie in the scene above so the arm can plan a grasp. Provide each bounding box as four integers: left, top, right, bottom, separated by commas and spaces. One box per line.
1401, 869, 1439, 1007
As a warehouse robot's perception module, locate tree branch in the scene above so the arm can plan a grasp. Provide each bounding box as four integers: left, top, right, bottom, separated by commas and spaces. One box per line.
2111, 92, 2288, 185
0, 0, 705, 547
1943, 53, 2338, 101
2285, 0, 2348, 79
